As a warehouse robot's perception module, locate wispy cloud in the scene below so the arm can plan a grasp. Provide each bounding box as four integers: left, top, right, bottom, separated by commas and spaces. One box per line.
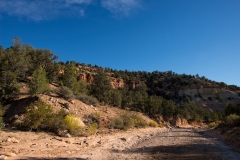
0, 0, 143, 21
101, 0, 142, 16
0, 0, 92, 21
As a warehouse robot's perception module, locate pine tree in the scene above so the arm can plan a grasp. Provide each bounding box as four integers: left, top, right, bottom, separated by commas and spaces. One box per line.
29, 66, 49, 96
91, 72, 112, 104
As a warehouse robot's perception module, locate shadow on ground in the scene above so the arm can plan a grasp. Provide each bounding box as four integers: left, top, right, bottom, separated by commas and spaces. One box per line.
111, 130, 223, 160
14, 157, 87, 160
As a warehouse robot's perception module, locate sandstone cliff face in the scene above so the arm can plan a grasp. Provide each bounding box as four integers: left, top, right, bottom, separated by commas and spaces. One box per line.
127, 81, 140, 90
110, 79, 140, 90
178, 86, 220, 97
172, 85, 240, 113
110, 78, 125, 89
78, 73, 94, 84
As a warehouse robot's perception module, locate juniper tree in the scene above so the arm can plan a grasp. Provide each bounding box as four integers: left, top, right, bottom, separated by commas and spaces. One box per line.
29, 66, 49, 96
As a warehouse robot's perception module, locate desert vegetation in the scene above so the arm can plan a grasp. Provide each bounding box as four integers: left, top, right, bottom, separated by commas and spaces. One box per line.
0, 37, 239, 135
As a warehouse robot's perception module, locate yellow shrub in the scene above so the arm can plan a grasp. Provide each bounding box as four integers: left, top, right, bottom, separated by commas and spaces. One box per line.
159, 121, 164, 128
87, 123, 98, 135
64, 114, 83, 135
148, 121, 158, 127
208, 122, 217, 128
111, 112, 147, 130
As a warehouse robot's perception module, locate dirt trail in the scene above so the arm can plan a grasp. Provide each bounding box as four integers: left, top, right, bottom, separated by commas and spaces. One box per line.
1, 128, 240, 160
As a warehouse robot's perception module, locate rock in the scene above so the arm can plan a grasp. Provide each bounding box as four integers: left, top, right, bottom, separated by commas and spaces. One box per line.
58, 130, 72, 138
7, 137, 20, 143
53, 137, 63, 141
86, 73, 94, 83
65, 140, 71, 144
1, 152, 16, 157
65, 133, 72, 138
63, 108, 69, 113
79, 140, 89, 147
78, 73, 93, 84
120, 138, 127, 142
66, 151, 71, 154
63, 103, 70, 110
0, 155, 6, 160
30, 144, 37, 148
69, 100, 75, 104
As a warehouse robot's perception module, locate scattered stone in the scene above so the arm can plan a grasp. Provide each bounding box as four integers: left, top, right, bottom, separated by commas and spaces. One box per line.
63, 103, 70, 110
120, 138, 127, 142
69, 100, 75, 104
53, 137, 63, 142
0, 152, 16, 157
79, 139, 89, 147
30, 144, 37, 148
58, 130, 72, 138
0, 155, 6, 160
65, 140, 71, 144
65, 133, 72, 138
6, 137, 20, 143
11, 148, 19, 154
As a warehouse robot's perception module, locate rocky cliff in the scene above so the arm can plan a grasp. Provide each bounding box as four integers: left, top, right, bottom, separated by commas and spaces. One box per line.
170, 85, 240, 112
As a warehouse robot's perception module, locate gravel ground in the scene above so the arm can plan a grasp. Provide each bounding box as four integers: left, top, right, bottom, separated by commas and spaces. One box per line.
1, 128, 240, 160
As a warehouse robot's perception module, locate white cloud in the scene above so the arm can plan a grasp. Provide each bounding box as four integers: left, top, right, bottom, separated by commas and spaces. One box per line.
0, 0, 143, 20
0, 0, 92, 21
101, 0, 142, 16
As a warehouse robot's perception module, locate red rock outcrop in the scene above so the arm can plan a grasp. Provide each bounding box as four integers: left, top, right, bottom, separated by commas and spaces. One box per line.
127, 81, 140, 90
86, 73, 94, 84
78, 73, 86, 81
110, 78, 125, 89
78, 73, 94, 84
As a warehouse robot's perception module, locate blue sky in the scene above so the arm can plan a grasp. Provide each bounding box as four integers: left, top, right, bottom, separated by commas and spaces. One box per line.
0, 0, 239, 86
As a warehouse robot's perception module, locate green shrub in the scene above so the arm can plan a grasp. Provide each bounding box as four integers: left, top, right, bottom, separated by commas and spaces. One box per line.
148, 121, 158, 127
111, 117, 130, 130
23, 101, 53, 130
58, 86, 74, 100
0, 107, 5, 117
76, 94, 99, 105
215, 92, 222, 101
111, 112, 147, 130
23, 101, 67, 133
87, 123, 98, 135
131, 114, 148, 128
0, 117, 3, 130
159, 121, 164, 128
29, 67, 49, 96
0, 102, 6, 129
64, 114, 83, 135
225, 114, 240, 126
90, 112, 101, 124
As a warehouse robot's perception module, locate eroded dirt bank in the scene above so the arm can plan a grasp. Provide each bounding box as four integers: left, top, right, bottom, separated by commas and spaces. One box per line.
1, 128, 240, 160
